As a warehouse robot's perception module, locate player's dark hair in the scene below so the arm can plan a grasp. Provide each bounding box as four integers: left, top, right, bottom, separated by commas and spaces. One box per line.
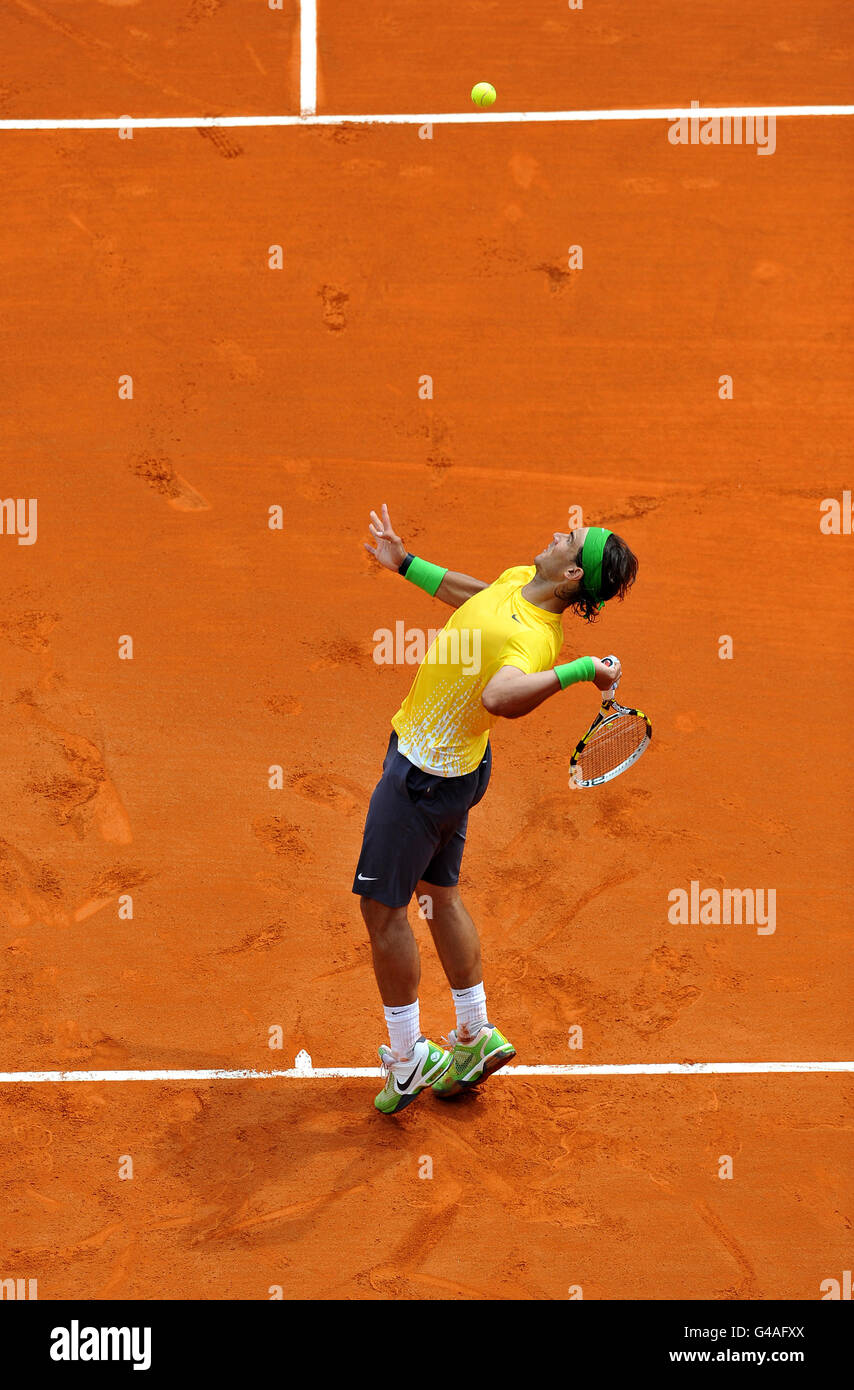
570, 532, 639, 623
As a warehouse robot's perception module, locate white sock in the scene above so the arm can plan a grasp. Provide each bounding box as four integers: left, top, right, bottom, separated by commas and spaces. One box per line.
452, 982, 488, 1039
383, 1000, 420, 1060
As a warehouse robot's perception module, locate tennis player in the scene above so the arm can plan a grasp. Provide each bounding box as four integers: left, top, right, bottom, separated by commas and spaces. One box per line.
356, 504, 639, 1113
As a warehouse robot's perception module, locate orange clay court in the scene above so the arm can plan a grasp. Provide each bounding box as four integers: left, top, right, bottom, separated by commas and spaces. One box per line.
0, 1, 851, 1302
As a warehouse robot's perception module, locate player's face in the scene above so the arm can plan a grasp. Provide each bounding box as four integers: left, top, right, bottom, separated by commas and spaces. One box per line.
535, 527, 588, 580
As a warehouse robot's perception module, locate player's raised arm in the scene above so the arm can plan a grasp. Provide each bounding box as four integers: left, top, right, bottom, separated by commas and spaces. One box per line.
481, 657, 621, 719
431, 568, 490, 607
364, 503, 488, 609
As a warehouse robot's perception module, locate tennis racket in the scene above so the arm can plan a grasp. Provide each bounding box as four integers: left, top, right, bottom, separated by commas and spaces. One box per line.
569, 656, 652, 788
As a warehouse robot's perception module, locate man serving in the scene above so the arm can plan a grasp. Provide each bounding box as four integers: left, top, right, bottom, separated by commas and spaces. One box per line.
355, 504, 638, 1114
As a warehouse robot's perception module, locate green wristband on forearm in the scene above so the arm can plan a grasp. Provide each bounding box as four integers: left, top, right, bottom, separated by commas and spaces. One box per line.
398, 553, 448, 597
554, 657, 596, 689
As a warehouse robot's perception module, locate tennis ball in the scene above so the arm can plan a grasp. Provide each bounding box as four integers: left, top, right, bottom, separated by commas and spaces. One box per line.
471, 82, 497, 109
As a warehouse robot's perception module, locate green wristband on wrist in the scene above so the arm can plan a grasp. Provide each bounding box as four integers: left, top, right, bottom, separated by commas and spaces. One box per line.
399, 554, 448, 597
554, 657, 596, 689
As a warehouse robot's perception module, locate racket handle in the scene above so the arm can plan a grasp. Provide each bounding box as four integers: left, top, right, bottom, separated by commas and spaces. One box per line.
602, 654, 621, 698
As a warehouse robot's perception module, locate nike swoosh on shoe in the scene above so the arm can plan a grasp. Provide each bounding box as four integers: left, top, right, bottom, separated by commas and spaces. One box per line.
397, 1062, 420, 1090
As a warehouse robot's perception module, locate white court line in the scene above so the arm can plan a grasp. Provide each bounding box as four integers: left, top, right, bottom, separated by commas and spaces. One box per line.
0, 1062, 850, 1082
300, 0, 317, 117
0, 105, 852, 132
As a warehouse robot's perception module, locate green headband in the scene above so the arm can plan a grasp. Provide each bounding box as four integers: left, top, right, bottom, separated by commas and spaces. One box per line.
580, 526, 612, 608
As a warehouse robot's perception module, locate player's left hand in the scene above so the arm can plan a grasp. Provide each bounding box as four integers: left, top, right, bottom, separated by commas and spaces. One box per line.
364, 503, 407, 571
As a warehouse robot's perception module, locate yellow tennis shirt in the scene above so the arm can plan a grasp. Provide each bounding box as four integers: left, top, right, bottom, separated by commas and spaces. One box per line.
391, 565, 564, 777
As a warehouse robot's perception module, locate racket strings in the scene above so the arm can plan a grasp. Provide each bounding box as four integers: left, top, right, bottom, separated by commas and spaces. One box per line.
577, 712, 648, 779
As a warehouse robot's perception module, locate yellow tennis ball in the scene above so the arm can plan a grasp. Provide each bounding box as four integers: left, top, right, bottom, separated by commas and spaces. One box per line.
471, 82, 497, 108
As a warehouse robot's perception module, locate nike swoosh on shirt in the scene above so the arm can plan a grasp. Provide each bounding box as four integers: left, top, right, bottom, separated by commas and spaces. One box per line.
511, 614, 521, 622
357, 874, 378, 880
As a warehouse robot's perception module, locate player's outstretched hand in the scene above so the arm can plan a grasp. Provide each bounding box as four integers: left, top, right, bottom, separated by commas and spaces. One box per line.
592, 656, 621, 691
364, 503, 407, 571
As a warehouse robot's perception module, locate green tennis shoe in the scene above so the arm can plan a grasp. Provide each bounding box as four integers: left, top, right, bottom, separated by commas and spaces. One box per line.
432, 1023, 516, 1099
374, 1035, 452, 1115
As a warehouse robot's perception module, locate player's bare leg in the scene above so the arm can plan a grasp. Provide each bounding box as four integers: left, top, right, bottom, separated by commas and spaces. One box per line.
419, 881, 483, 1022
359, 896, 420, 1006
418, 880, 516, 1096
360, 895, 452, 1114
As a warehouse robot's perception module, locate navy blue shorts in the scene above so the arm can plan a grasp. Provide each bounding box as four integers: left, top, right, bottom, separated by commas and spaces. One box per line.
352, 731, 492, 909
